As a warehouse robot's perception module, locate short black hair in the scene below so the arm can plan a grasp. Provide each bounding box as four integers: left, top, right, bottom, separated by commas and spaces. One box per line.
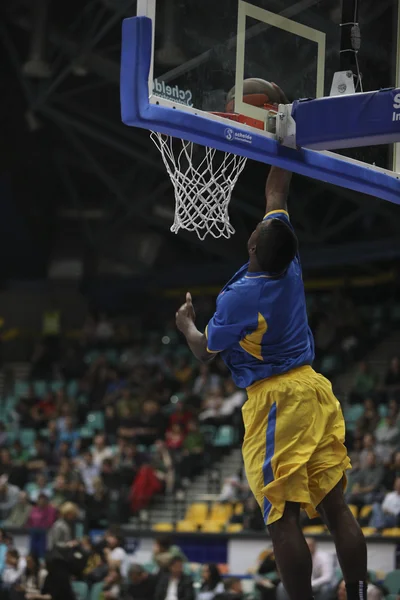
156, 536, 172, 551
255, 218, 298, 274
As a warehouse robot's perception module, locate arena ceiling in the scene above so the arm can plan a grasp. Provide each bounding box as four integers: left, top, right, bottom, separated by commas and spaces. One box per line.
1, 0, 400, 282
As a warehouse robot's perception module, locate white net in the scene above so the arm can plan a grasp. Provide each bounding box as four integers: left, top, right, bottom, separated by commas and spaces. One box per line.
151, 131, 247, 240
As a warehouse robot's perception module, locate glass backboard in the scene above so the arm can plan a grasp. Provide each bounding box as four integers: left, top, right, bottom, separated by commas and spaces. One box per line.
137, 0, 399, 171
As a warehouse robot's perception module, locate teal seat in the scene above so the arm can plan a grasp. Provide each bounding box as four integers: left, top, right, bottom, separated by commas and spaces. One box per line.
87, 411, 104, 431
51, 380, 64, 393
21, 429, 36, 448
199, 425, 216, 444
67, 380, 78, 397
90, 582, 103, 600
213, 425, 235, 447
84, 350, 100, 365
106, 349, 118, 365
79, 426, 94, 439
344, 404, 364, 431
25, 482, 36, 496
15, 381, 29, 397
33, 380, 47, 397
384, 570, 400, 594
320, 354, 340, 375
72, 581, 89, 600
378, 404, 388, 418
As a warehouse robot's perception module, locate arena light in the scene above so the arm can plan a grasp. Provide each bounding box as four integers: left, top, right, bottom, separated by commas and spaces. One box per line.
22, 0, 52, 79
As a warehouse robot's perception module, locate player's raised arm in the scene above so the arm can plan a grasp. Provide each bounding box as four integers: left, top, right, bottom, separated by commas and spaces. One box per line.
265, 166, 292, 216
176, 293, 214, 363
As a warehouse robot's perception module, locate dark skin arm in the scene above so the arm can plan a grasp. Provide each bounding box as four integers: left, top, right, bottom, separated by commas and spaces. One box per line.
265, 166, 292, 215
176, 293, 215, 363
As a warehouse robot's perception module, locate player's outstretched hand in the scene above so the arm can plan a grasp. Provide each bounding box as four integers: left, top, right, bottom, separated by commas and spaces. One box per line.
176, 292, 196, 333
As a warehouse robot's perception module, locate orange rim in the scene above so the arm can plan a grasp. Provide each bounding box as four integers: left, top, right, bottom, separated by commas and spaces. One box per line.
211, 110, 276, 131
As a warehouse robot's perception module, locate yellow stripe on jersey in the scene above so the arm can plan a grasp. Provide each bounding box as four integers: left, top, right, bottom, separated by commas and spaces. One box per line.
239, 312, 268, 361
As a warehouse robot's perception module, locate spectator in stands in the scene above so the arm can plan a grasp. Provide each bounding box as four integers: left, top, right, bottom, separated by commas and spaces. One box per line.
252, 548, 278, 600
85, 477, 109, 529
165, 423, 185, 456
27, 474, 53, 503
168, 401, 192, 432
102, 566, 122, 600
357, 399, 380, 436
4, 492, 32, 527
2, 549, 25, 588
51, 476, 67, 508
122, 564, 158, 600
359, 434, 385, 468
30, 553, 76, 600
78, 451, 100, 495
26, 494, 57, 530
135, 400, 166, 446
214, 577, 243, 600
12, 553, 47, 600
92, 435, 113, 468
347, 451, 384, 507
81, 536, 107, 584
130, 441, 174, 513
369, 476, 400, 530
198, 564, 224, 600
154, 557, 194, 600
242, 496, 266, 532
383, 451, 400, 490
0, 476, 20, 521
218, 472, 243, 503
104, 530, 127, 576
47, 502, 79, 549
179, 420, 204, 482
375, 415, 400, 463
384, 356, 400, 388
350, 362, 378, 403
152, 537, 187, 571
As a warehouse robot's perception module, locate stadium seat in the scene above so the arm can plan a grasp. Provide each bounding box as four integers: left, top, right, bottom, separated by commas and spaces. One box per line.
233, 502, 244, 515
361, 527, 376, 536
320, 354, 340, 375
378, 404, 388, 418
226, 523, 243, 533
344, 404, 364, 432
79, 426, 94, 439
382, 528, 400, 537
302, 526, 326, 535
210, 502, 233, 523
51, 381, 64, 393
86, 411, 104, 431
199, 425, 216, 444
176, 520, 197, 532
201, 521, 224, 533
20, 429, 36, 448
359, 505, 373, 519
384, 570, 400, 594
33, 381, 47, 397
152, 522, 174, 532
66, 379, 78, 397
90, 582, 103, 600
15, 381, 29, 397
348, 504, 358, 518
185, 502, 208, 525
213, 425, 235, 447
72, 581, 89, 600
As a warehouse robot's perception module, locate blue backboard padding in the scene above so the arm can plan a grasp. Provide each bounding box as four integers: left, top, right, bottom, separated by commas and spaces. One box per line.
294, 89, 400, 150
120, 17, 400, 206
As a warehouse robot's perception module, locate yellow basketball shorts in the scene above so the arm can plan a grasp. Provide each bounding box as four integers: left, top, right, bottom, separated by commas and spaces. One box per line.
242, 365, 351, 526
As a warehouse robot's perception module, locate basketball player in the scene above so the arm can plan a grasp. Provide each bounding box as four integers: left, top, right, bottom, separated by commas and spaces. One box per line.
176, 165, 367, 600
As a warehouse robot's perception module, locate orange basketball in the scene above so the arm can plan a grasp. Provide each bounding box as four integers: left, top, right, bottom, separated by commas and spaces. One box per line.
226, 78, 285, 113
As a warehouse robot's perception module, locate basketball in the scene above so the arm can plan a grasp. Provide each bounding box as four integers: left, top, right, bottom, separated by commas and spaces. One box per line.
226, 78, 285, 113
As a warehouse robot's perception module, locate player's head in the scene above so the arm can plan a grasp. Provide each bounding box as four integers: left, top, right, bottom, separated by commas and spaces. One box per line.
248, 218, 298, 274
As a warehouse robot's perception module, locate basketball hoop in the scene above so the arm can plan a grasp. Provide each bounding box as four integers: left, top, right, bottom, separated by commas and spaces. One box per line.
151, 112, 274, 240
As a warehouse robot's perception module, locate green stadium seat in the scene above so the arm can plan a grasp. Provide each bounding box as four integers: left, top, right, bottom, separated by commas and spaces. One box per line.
72, 581, 89, 600
378, 404, 388, 418
66, 380, 78, 397
86, 411, 104, 431
90, 583, 103, 600
33, 381, 47, 397
51, 381, 64, 393
79, 426, 94, 439
14, 381, 29, 397
20, 429, 36, 448
344, 404, 364, 431
384, 570, 400, 595
199, 425, 216, 444
213, 425, 235, 447
320, 354, 340, 375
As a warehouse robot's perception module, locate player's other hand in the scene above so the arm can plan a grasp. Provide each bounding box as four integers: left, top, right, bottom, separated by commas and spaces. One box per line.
176, 292, 196, 333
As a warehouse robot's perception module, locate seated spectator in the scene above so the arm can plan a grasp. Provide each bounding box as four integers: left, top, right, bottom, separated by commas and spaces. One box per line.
115, 444, 144, 487
12, 553, 47, 599
214, 577, 244, 600
104, 529, 127, 576
130, 441, 173, 514
2, 549, 26, 588
384, 356, 400, 389
102, 566, 122, 600
51, 476, 67, 508
152, 536, 187, 572
375, 416, 400, 463
358, 434, 385, 468
30, 553, 76, 600
241, 497, 266, 532
168, 402, 192, 433
179, 420, 204, 482
122, 563, 158, 600
173, 358, 193, 385
223, 380, 246, 412
47, 502, 79, 549
4, 492, 32, 527
193, 364, 221, 398
135, 400, 166, 446
306, 538, 333, 600
0, 448, 27, 490
104, 406, 119, 442
92, 435, 113, 468
58, 417, 80, 454
85, 477, 109, 530
369, 476, 400, 530
165, 424, 185, 454
154, 557, 194, 600
350, 362, 378, 403
252, 548, 278, 600
0, 476, 20, 521
27, 474, 53, 503
218, 473, 243, 503
357, 399, 379, 436
198, 564, 224, 600
347, 452, 384, 507
78, 451, 100, 495
27, 438, 51, 473
81, 536, 107, 584
383, 451, 400, 490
